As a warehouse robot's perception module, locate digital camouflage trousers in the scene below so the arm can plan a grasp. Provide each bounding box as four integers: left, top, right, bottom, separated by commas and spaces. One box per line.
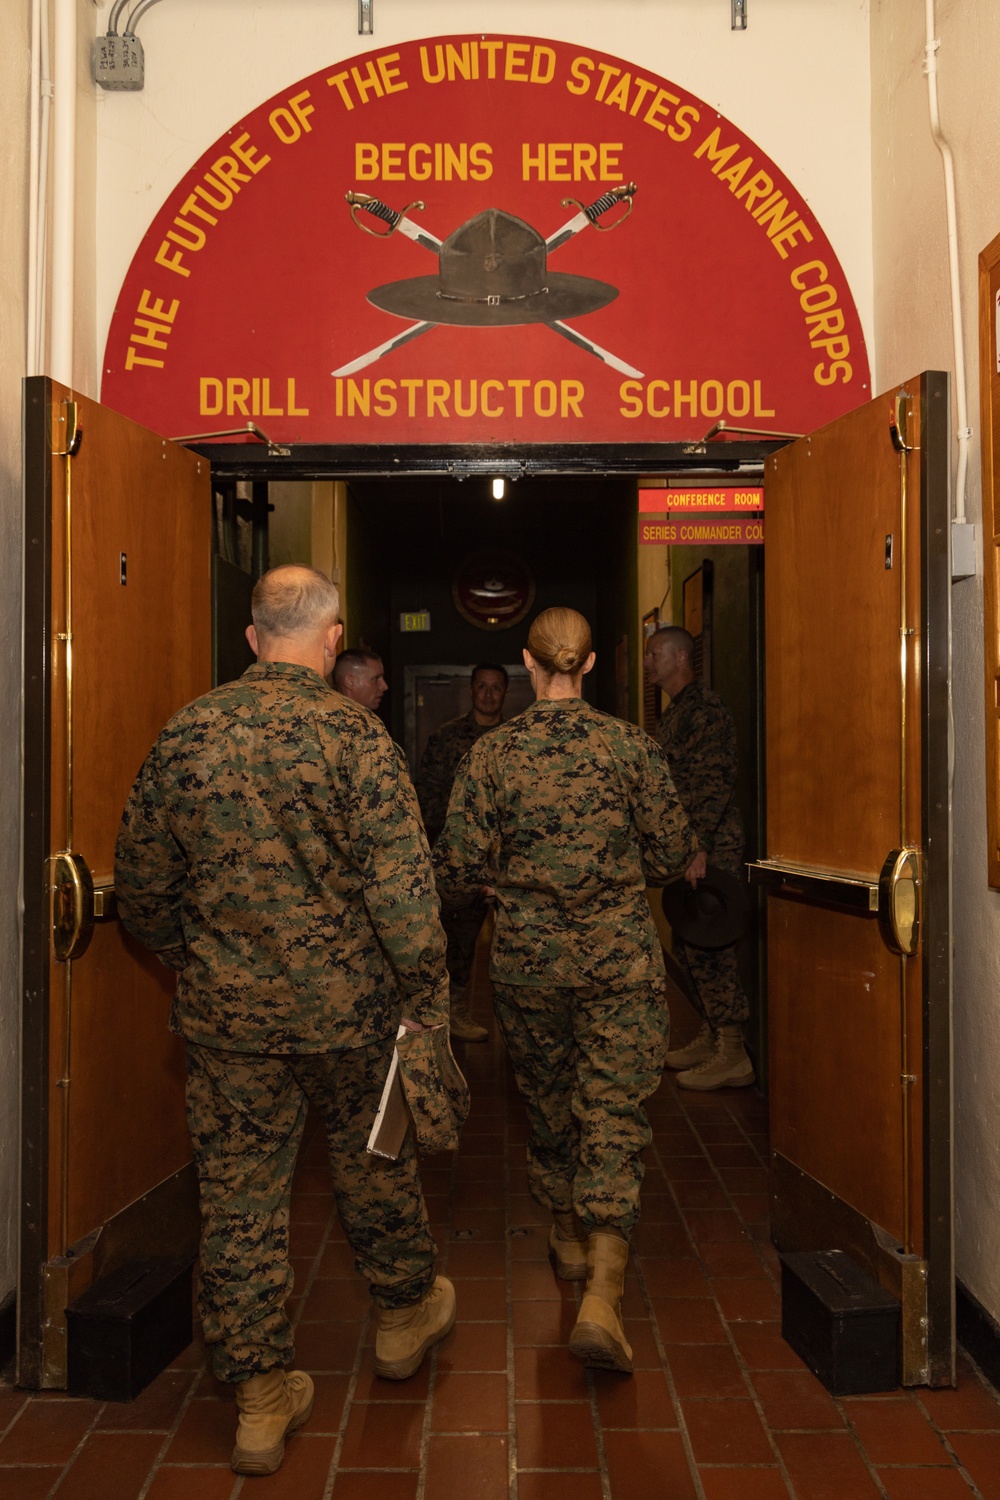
492, 980, 670, 1237
672, 841, 749, 1029
186, 1036, 436, 1384
441, 899, 488, 992
672, 941, 749, 1028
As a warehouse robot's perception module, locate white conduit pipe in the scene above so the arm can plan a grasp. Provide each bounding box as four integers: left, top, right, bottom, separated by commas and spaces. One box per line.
37, 5, 52, 376
27, 0, 52, 376
27, 0, 40, 374
924, 0, 970, 526
50, 0, 77, 386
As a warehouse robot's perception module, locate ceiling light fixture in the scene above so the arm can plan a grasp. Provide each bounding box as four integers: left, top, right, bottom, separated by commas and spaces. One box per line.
491, 477, 506, 501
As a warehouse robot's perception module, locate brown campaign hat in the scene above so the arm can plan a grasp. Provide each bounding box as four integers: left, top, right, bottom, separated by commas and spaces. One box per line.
367, 207, 618, 327
660, 867, 750, 949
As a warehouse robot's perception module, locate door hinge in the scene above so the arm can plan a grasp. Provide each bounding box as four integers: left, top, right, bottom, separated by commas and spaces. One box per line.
889, 391, 915, 453
50, 400, 82, 458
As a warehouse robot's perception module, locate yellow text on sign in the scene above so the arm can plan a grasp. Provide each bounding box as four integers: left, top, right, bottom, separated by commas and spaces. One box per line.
199, 377, 309, 416
639, 487, 764, 512
399, 611, 432, 633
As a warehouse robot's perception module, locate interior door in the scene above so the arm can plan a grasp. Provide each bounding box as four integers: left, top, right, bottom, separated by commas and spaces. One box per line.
751, 372, 953, 1385
20, 378, 213, 1387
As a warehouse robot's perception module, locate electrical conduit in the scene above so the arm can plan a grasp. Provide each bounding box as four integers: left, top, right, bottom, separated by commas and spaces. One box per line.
924, 0, 970, 526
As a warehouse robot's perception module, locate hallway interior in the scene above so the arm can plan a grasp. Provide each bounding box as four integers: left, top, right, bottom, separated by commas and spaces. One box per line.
2, 980, 999, 1500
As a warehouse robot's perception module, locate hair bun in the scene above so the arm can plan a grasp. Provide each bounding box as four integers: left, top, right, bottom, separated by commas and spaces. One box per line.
526, 607, 593, 677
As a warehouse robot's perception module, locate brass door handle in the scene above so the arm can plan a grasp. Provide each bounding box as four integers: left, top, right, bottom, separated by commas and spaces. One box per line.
49, 851, 94, 961
748, 849, 921, 956
878, 848, 921, 956
747, 858, 879, 913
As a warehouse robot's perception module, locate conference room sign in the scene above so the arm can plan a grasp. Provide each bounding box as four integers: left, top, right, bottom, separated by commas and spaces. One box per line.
102, 35, 870, 446
638, 487, 764, 546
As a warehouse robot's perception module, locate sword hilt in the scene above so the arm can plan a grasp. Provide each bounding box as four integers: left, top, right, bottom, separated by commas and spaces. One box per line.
562, 182, 638, 232
345, 191, 426, 238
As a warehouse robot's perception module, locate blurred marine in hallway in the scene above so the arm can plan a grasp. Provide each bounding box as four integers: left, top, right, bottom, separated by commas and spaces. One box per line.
416, 663, 509, 1042
332, 647, 388, 711
434, 609, 697, 1375
115, 566, 456, 1477
645, 625, 755, 1090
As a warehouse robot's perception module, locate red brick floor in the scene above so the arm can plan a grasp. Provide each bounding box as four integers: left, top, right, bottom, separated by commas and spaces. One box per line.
2, 1004, 999, 1498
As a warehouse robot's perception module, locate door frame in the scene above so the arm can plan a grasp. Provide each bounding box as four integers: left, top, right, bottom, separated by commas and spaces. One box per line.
919, 372, 954, 1382
20, 379, 56, 1387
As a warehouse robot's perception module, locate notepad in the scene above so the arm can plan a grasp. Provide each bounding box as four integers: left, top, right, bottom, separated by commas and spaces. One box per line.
366, 1026, 411, 1160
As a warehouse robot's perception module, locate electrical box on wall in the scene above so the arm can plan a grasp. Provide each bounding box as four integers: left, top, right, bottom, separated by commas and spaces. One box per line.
92, 34, 145, 91
951, 521, 978, 581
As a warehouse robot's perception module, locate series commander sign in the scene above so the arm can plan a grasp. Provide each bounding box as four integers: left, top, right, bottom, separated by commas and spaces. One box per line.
102, 34, 870, 445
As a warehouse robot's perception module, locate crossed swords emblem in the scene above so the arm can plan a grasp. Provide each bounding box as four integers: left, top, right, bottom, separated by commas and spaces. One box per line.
332, 184, 643, 379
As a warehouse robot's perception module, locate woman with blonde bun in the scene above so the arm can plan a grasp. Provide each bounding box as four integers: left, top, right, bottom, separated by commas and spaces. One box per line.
434, 607, 698, 1374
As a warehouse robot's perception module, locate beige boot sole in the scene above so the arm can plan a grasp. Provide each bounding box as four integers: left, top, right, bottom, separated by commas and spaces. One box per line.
231, 1394, 315, 1476
677, 1062, 756, 1091
568, 1294, 633, 1374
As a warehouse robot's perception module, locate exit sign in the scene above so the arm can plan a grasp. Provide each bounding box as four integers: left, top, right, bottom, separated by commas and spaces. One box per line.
400, 611, 431, 632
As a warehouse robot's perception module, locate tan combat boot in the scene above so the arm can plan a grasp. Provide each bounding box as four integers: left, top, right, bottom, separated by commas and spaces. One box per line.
549, 1210, 588, 1281
231, 1366, 315, 1476
568, 1231, 633, 1374
664, 1021, 714, 1070
676, 1024, 755, 1091
374, 1275, 457, 1379
449, 986, 488, 1043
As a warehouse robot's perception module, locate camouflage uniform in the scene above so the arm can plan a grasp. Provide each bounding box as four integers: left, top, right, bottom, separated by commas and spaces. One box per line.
654, 678, 749, 1027
116, 661, 448, 1383
416, 711, 502, 990
433, 698, 696, 1233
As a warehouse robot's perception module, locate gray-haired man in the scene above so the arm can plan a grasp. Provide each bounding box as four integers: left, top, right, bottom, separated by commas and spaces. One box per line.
116, 565, 456, 1476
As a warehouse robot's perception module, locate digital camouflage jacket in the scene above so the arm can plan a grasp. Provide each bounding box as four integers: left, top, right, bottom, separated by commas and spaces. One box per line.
432, 697, 697, 990
115, 661, 449, 1053
653, 678, 744, 858
416, 710, 502, 846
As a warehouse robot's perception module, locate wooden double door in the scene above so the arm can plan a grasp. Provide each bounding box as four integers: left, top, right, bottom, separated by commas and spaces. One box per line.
17, 373, 953, 1388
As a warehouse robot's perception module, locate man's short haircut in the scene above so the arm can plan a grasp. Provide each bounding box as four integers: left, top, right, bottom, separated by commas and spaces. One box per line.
332, 648, 383, 688
471, 662, 509, 686
650, 625, 696, 660
251, 566, 340, 641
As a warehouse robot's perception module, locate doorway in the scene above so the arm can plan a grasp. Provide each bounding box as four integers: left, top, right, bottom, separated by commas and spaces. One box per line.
208, 469, 766, 1058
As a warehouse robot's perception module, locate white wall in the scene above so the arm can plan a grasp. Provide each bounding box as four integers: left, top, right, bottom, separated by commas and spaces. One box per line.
872, 0, 1000, 1323
91, 0, 875, 391
0, 0, 31, 1304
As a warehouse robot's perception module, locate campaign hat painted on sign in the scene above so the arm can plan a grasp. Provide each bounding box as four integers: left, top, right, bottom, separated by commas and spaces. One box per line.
660, 866, 749, 949
367, 208, 619, 327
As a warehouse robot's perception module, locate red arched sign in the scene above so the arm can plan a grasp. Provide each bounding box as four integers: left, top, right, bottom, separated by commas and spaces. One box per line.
102, 34, 870, 445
